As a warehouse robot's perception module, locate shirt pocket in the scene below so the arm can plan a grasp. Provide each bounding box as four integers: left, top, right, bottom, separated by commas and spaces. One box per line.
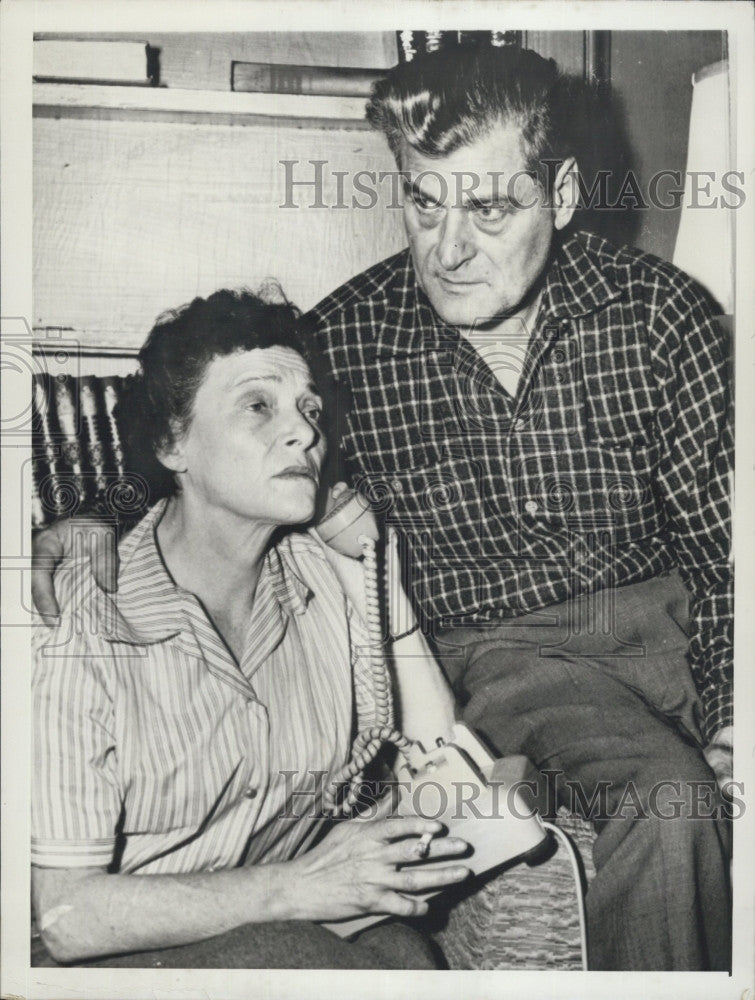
355, 446, 491, 561
513, 414, 665, 545
583, 419, 665, 540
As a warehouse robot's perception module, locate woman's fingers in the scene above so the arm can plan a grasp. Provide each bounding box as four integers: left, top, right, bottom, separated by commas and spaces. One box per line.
378, 863, 471, 895
330, 481, 350, 501
382, 834, 469, 866
364, 815, 444, 843
369, 891, 430, 919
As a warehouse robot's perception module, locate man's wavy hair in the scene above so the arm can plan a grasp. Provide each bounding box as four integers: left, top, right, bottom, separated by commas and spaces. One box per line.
366, 45, 584, 195
117, 286, 332, 501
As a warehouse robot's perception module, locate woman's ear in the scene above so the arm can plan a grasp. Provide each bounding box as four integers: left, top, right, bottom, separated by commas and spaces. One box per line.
552, 156, 579, 231
156, 430, 187, 475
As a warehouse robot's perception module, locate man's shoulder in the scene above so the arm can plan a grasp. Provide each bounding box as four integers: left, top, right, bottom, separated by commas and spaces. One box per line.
573, 230, 714, 304
307, 247, 412, 328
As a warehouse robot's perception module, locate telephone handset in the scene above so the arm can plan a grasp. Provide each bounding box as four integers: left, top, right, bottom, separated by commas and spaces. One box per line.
314, 486, 378, 557
314, 488, 551, 938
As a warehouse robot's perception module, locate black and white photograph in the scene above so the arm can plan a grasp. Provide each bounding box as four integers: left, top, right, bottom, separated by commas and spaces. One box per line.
1, 2, 754, 998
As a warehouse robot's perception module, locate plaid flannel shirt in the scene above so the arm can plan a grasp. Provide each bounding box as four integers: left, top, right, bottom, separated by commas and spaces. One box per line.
307, 230, 733, 743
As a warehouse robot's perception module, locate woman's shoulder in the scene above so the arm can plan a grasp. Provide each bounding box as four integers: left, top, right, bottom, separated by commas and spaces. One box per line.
274, 528, 331, 571
272, 530, 344, 599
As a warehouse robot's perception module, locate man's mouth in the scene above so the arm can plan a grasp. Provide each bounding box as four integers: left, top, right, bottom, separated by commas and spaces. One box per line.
436, 274, 485, 289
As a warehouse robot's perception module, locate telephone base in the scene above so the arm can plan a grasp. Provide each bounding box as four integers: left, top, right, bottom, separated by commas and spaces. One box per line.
323, 724, 550, 939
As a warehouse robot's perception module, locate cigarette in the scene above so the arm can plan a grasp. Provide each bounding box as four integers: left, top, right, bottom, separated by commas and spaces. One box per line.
414, 831, 434, 858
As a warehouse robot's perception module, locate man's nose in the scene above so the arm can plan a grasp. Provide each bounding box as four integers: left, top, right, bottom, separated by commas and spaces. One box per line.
436, 210, 476, 270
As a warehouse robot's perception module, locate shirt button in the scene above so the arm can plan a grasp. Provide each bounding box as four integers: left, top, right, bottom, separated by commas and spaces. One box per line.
512, 418, 525, 432
244, 787, 258, 800
524, 500, 539, 515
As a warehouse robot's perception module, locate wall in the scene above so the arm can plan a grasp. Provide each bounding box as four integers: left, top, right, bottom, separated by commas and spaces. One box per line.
33, 115, 404, 347
33, 32, 409, 347
33, 31, 730, 347
609, 30, 727, 260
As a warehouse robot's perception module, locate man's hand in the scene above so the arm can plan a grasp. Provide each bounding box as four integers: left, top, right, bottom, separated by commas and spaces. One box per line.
32, 518, 118, 624
703, 725, 734, 797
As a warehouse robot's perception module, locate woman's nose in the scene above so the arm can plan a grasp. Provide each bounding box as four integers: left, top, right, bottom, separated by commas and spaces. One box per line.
283, 409, 318, 450
436, 210, 476, 270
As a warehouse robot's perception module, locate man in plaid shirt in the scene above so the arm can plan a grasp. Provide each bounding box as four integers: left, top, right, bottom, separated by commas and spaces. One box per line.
34, 45, 732, 971
306, 46, 733, 970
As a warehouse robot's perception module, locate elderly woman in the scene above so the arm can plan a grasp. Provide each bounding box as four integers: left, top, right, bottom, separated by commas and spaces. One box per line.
32, 289, 466, 969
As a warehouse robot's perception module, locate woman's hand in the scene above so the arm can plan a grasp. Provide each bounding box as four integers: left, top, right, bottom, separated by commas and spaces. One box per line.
281, 807, 470, 922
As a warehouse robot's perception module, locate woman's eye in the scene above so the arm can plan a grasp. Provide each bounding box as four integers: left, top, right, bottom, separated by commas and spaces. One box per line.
246, 399, 268, 413
304, 404, 323, 422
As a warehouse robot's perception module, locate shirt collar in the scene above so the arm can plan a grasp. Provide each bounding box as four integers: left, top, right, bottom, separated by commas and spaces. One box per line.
374, 231, 622, 357
104, 501, 312, 647
101, 500, 185, 645
540, 231, 623, 319
265, 541, 313, 617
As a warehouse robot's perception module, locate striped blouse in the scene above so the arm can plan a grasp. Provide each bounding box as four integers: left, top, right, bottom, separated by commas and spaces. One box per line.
32, 500, 385, 875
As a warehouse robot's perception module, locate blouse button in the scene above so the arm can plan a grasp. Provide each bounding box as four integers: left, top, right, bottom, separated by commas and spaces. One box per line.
524, 500, 539, 515
244, 787, 258, 800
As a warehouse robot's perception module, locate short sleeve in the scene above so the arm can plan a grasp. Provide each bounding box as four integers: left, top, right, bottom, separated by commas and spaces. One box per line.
32, 620, 121, 868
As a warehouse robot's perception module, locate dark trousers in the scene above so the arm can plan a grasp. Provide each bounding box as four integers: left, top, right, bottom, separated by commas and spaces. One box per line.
434, 570, 731, 971
34, 920, 439, 970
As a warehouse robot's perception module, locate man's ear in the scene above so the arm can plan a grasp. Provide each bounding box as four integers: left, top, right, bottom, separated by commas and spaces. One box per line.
552, 156, 579, 231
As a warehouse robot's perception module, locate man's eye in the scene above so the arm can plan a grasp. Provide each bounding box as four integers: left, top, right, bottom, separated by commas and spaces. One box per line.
304, 405, 323, 422
474, 204, 507, 222
413, 194, 441, 212
247, 400, 268, 413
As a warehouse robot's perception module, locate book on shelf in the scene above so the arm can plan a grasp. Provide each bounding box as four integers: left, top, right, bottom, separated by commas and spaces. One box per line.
33, 39, 153, 85
232, 61, 384, 98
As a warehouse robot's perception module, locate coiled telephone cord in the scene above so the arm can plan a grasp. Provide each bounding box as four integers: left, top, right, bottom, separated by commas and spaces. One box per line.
322, 534, 412, 817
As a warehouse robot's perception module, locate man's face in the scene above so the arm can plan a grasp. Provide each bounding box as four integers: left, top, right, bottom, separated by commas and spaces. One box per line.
401, 125, 559, 330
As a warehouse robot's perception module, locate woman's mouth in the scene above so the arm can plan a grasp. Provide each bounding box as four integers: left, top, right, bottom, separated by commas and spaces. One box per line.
274, 465, 318, 483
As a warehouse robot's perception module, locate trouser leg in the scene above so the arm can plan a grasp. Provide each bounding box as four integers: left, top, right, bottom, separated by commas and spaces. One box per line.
44, 919, 438, 969
433, 572, 731, 971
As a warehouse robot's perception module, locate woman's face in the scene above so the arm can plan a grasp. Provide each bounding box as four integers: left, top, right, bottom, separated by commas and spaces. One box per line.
162, 346, 326, 526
